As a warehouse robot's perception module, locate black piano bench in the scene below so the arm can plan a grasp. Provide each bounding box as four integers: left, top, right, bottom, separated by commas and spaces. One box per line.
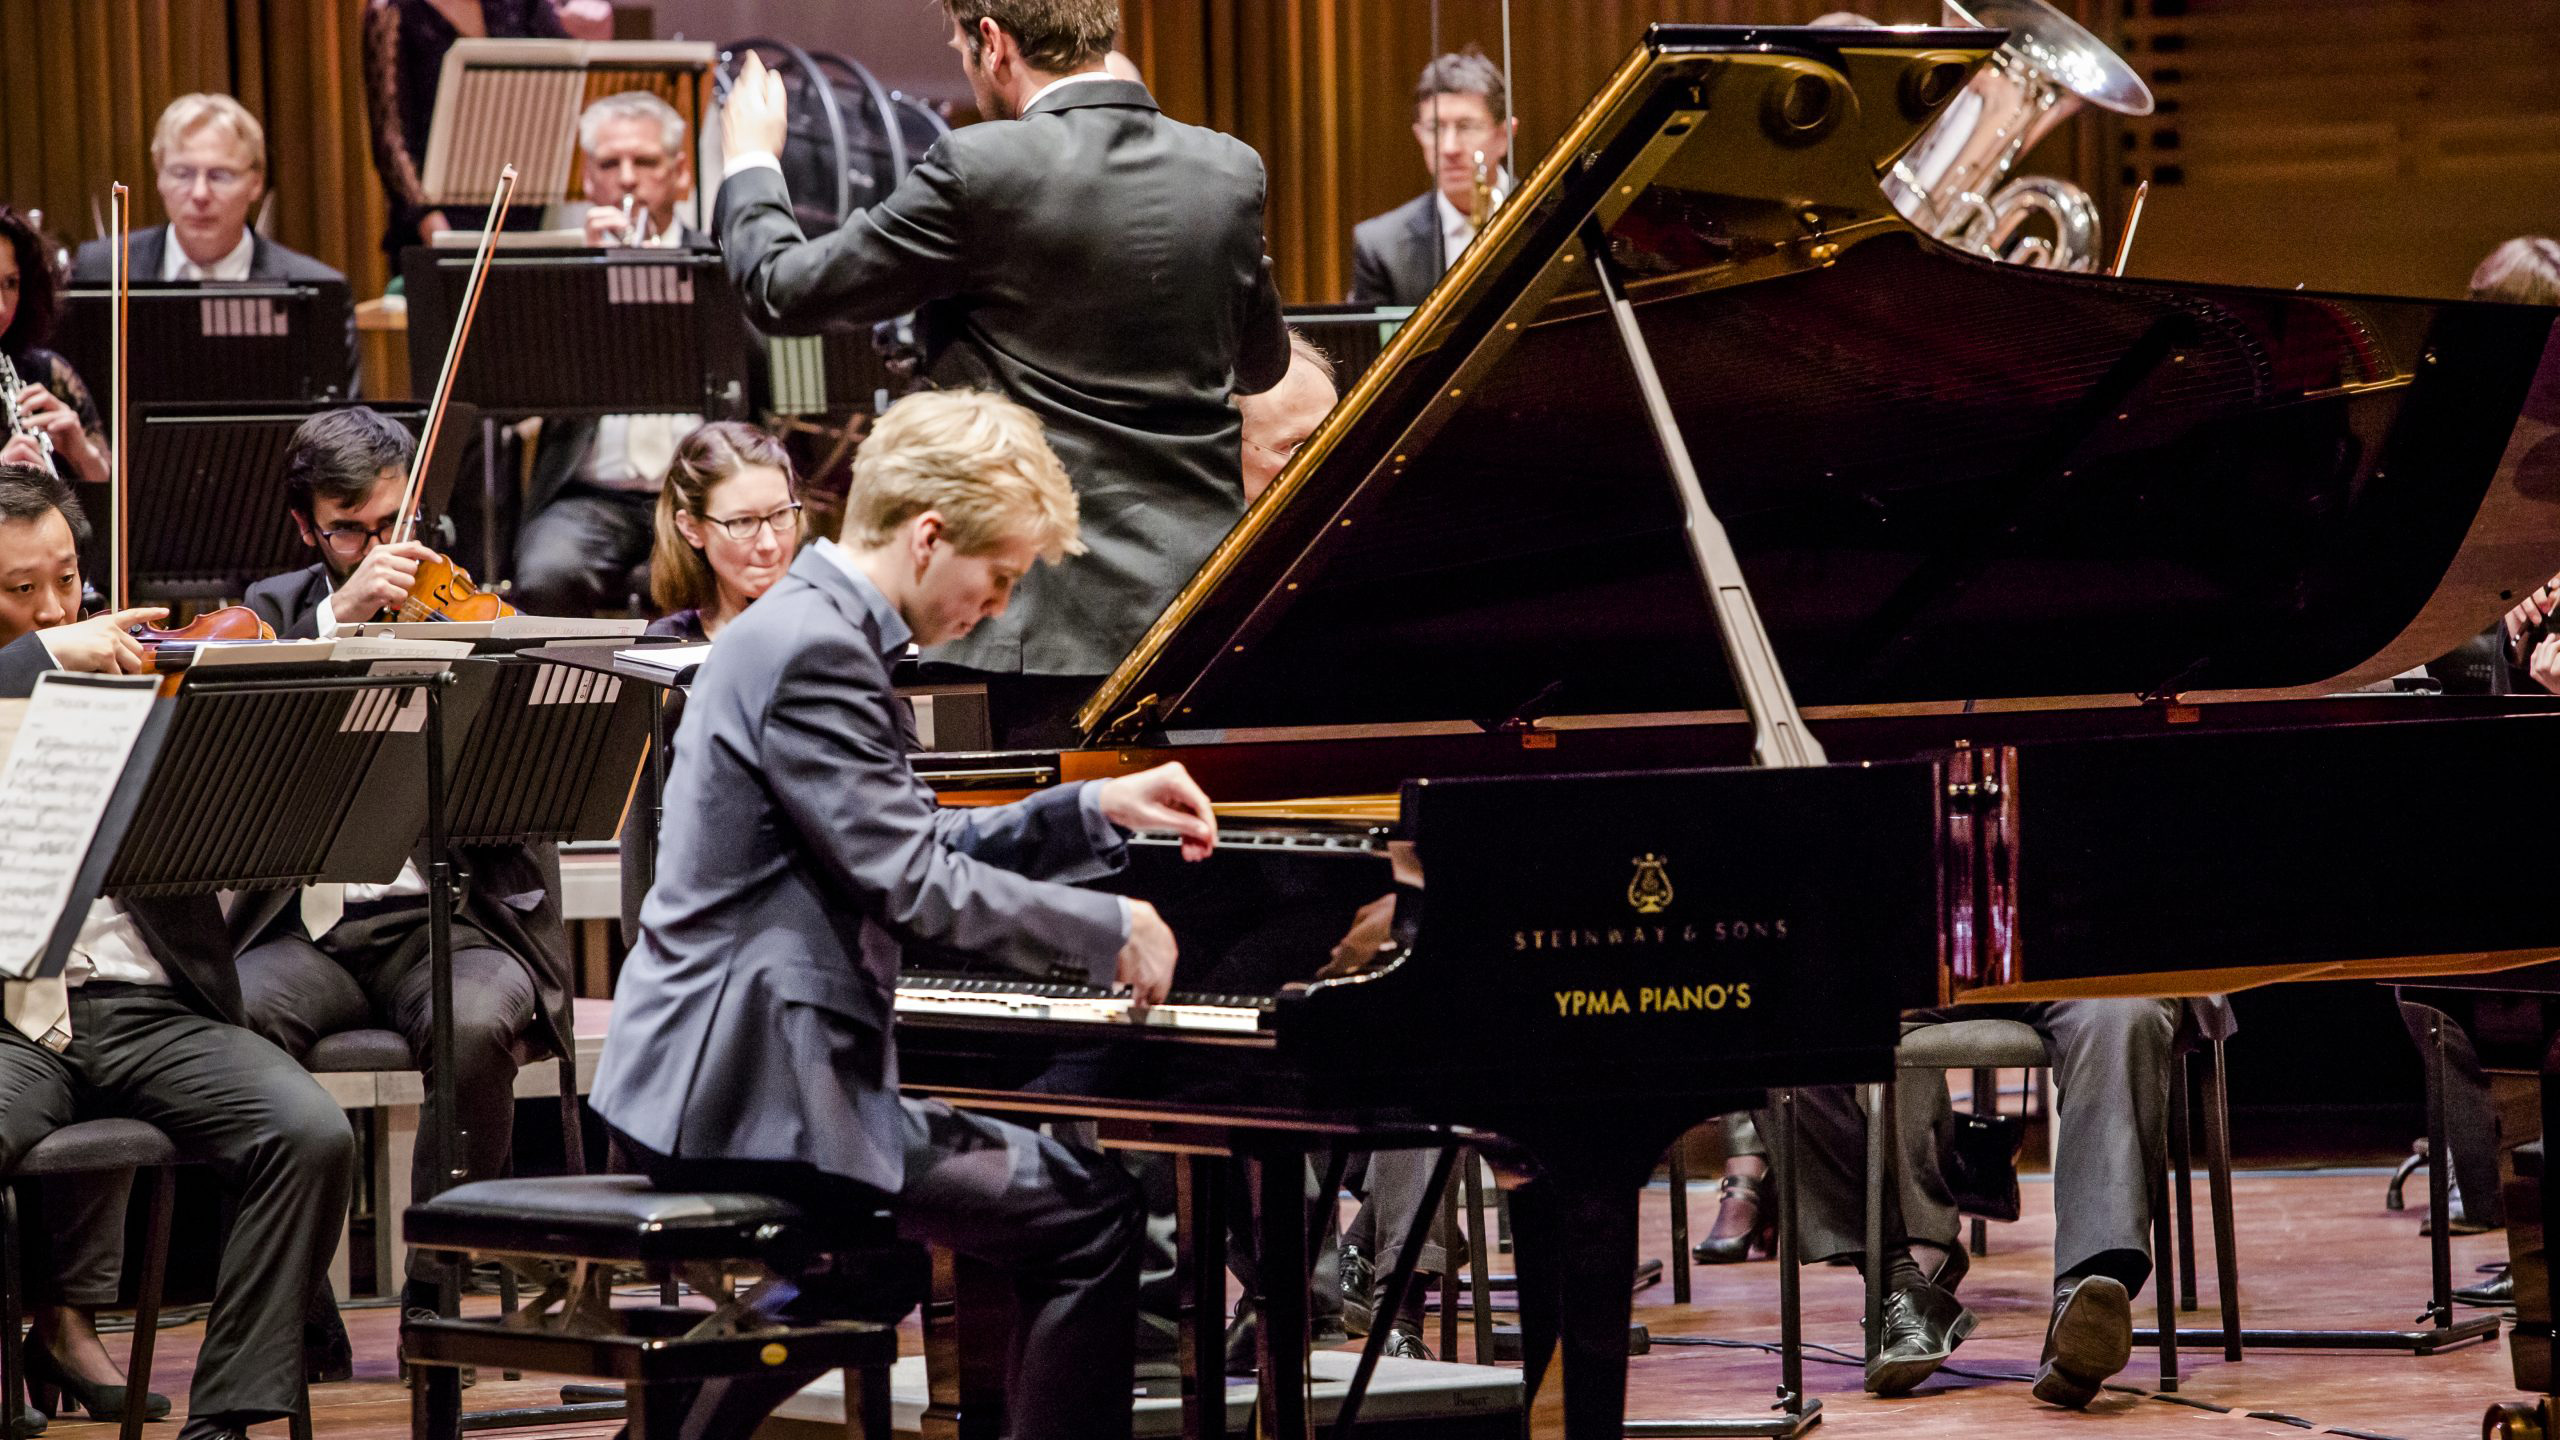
401, 1176, 901, 1440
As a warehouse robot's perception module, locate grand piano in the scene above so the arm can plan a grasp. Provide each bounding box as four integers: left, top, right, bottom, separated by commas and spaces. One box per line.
885, 20, 2560, 1440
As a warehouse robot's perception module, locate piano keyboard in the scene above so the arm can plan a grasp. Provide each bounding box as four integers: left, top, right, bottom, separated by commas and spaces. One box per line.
896, 974, 1276, 1034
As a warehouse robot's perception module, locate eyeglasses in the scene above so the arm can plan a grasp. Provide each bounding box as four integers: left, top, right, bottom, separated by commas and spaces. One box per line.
312, 514, 418, 557
1413, 116, 1500, 146
699, 502, 802, 542
159, 165, 258, 195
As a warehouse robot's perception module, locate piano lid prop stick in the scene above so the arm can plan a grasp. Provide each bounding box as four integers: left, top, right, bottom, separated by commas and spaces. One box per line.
2110, 179, 2151, 278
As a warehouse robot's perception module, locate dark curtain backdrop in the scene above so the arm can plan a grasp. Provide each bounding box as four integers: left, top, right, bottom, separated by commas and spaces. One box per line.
0, 0, 390, 301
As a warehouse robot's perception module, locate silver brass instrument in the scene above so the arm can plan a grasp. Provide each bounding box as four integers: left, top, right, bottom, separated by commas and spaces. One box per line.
1468, 148, 1497, 231
0, 350, 55, 468
1882, 0, 2152, 271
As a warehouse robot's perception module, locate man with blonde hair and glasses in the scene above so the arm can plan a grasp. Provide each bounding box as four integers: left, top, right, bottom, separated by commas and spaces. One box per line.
595, 387, 1223, 1440
1350, 48, 1518, 307
74, 93, 354, 392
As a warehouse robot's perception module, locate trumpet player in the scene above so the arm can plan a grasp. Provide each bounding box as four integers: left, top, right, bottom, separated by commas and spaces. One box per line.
1348, 48, 1516, 307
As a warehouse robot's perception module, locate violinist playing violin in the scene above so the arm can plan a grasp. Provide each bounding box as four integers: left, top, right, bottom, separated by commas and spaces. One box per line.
0, 461, 169, 685
233, 407, 579, 1346
243, 406, 444, 637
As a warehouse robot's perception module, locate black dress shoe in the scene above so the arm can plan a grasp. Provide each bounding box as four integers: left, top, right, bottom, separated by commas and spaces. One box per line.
305, 1307, 356, 1385
1223, 1305, 1259, 1378
1339, 1244, 1377, 1337
8, 1403, 43, 1440
2456, 1267, 2515, 1308
1381, 1324, 1434, 1362
175, 1412, 261, 1440
2032, 1275, 2133, 1409
1693, 1173, 1774, 1264
1863, 1280, 1975, 1396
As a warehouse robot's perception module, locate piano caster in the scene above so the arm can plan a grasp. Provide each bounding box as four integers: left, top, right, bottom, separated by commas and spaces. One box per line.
2487, 1399, 2548, 1440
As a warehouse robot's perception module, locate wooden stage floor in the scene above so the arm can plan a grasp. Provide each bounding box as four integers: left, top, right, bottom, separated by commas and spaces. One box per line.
69, 1168, 2515, 1440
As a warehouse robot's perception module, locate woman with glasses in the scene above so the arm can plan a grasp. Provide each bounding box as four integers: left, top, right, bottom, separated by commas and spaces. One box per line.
645, 421, 806, 642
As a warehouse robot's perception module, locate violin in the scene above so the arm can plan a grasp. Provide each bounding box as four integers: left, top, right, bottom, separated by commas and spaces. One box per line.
383, 164, 520, 624
100, 181, 276, 661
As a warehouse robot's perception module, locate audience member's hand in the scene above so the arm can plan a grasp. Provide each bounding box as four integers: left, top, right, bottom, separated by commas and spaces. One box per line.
1097, 761, 1217, 861
724, 51, 790, 163
330, 541, 439, 624
40, 608, 166, 675
2505, 573, 2560, 663
1115, 900, 1178, 1010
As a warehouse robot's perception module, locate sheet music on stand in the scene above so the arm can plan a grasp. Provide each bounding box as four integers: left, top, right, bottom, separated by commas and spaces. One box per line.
125, 401, 468, 602
402, 247, 746, 419
421, 38, 719, 210
56, 280, 356, 404
0, 655, 450, 984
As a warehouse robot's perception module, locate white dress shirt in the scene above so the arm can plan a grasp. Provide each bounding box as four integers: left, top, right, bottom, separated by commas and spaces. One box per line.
1432, 172, 1512, 271
65, 898, 172, 988
161, 229, 256, 282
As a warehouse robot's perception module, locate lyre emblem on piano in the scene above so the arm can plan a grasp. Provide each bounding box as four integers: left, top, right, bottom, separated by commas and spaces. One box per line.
1627, 854, 1674, 916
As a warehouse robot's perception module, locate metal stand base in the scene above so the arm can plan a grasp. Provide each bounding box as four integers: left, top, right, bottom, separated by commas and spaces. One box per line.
1624, 1400, 1821, 1439
2133, 1315, 2500, 1353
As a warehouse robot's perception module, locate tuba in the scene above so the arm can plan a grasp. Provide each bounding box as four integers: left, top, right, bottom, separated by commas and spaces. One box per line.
1881, 0, 2152, 271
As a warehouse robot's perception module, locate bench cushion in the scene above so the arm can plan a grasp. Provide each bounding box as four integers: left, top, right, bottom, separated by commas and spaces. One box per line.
17, 1119, 179, 1175
406, 1174, 891, 1263
1898, 1018, 2049, 1071
306, 1028, 416, 1073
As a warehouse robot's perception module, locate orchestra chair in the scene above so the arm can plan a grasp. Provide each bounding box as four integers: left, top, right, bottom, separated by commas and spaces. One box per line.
1859, 1017, 2243, 1395
302, 1017, 592, 1302
0, 1120, 314, 1440
401, 1176, 900, 1440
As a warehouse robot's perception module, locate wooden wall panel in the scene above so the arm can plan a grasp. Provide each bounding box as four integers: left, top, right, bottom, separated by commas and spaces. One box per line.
0, 0, 391, 304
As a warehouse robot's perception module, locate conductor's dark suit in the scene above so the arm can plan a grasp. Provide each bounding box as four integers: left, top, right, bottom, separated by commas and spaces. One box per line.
592, 542, 1142, 1440
72, 226, 358, 398
0, 660, 353, 1429
716, 79, 1289, 685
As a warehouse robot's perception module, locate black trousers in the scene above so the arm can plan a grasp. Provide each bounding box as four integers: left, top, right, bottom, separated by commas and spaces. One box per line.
237, 926, 539, 1285
512, 482, 656, 617
622, 1098, 1142, 1440
2396, 998, 2503, 1227
0, 985, 352, 1422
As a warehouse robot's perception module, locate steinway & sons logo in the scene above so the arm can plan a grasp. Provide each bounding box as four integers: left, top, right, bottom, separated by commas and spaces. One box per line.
1628, 853, 1673, 914
1520, 851, 1787, 1020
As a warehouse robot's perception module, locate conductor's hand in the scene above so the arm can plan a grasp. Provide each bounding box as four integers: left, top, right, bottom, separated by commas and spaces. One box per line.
724, 51, 790, 163
1097, 762, 1217, 861
42, 608, 165, 675
330, 540, 439, 625
1115, 900, 1178, 1011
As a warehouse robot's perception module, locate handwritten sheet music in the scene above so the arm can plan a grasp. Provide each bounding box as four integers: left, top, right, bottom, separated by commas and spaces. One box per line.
0, 675, 159, 980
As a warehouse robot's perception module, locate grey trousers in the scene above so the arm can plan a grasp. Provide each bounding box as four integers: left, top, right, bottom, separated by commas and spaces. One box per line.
631, 1096, 1143, 1440
0, 986, 353, 1422
1345, 1149, 1458, 1277
511, 483, 655, 617
237, 930, 539, 1285
1776, 998, 2178, 1291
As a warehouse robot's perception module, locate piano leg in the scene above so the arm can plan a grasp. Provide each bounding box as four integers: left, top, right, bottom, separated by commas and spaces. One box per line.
2486, 1026, 2560, 1440
1506, 1175, 1640, 1440
1178, 1157, 1228, 1440
1251, 1154, 1312, 1440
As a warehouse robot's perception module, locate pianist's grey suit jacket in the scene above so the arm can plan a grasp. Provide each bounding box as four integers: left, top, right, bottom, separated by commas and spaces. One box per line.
589, 543, 1132, 1193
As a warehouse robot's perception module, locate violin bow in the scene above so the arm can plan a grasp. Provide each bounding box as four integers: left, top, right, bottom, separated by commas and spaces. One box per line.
108, 182, 128, 611
393, 163, 518, 546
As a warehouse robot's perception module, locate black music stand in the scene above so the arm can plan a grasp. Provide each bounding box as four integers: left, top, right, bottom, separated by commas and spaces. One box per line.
123, 402, 468, 603
56, 280, 357, 405
401, 247, 748, 578
1281, 304, 1411, 386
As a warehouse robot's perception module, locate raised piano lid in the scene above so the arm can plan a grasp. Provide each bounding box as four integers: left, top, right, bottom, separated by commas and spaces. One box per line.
1077, 24, 2560, 745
